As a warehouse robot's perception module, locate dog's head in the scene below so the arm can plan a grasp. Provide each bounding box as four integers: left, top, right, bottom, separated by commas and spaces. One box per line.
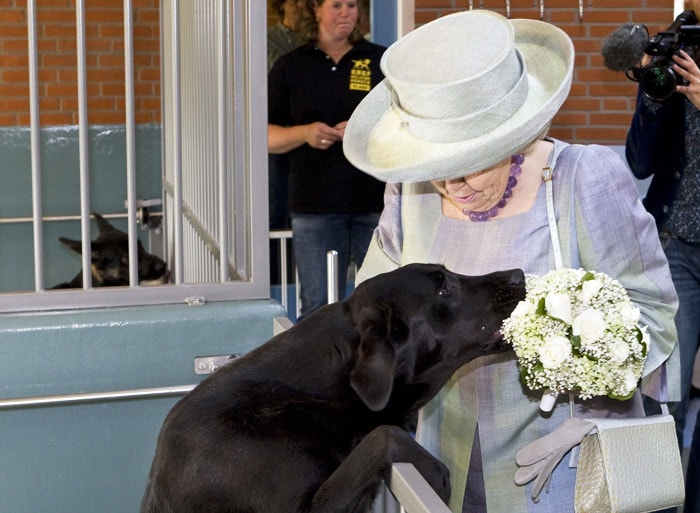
347, 263, 526, 412
58, 213, 169, 287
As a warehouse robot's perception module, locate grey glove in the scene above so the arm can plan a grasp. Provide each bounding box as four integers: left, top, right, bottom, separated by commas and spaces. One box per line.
514, 417, 595, 502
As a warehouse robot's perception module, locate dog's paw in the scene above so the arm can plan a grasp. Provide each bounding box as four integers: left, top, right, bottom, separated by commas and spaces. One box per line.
416, 456, 451, 503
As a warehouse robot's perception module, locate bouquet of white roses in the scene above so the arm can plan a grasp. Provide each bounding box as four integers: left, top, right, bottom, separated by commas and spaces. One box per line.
501, 268, 649, 411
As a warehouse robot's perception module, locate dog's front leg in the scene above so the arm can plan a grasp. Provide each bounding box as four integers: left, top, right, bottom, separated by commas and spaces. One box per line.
309, 425, 450, 513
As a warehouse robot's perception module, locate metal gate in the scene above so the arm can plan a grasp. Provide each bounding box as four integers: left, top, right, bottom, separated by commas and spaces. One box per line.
0, 0, 268, 313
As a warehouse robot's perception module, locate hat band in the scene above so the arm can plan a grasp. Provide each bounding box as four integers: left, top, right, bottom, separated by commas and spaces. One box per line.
388, 50, 528, 143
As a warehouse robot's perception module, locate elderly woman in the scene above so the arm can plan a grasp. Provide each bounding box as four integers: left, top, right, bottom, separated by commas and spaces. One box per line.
268, 0, 386, 319
343, 10, 680, 513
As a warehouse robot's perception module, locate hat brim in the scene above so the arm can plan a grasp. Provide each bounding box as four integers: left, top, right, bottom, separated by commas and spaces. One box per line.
343, 17, 574, 183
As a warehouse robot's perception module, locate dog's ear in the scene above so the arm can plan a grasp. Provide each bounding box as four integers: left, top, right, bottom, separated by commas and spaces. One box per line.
93, 212, 117, 234
59, 237, 83, 255
350, 301, 408, 412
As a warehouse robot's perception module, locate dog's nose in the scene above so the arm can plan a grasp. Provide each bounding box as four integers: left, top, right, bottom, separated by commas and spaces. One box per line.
508, 269, 525, 287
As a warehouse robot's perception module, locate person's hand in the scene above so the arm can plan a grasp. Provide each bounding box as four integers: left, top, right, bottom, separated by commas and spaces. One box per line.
673, 49, 700, 110
334, 121, 348, 139
306, 122, 343, 150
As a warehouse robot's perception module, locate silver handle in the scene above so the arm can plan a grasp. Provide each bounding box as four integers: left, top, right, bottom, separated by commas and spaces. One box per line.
0, 384, 196, 410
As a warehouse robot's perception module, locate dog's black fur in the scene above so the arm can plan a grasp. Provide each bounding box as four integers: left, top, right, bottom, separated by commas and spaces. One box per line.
51, 213, 168, 289
140, 263, 525, 513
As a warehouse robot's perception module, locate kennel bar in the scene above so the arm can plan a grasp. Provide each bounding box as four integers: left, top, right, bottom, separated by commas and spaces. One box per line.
124, 0, 140, 286
27, 0, 43, 291
76, 0, 93, 289
168, 0, 185, 285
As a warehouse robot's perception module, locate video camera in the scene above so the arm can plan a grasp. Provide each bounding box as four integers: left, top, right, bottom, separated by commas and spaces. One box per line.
631, 10, 700, 102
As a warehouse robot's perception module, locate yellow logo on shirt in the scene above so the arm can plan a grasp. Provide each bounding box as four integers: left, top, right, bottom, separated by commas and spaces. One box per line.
349, 59, 372, 91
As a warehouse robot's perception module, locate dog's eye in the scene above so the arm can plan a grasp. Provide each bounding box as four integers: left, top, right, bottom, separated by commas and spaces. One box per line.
435, 272, 451, 297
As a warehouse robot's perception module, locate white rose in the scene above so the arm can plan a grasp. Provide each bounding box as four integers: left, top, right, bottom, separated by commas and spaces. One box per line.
545, 292, 572, 325
620, 304, 641, 324
609, 340, 631, 364
539, 335, 572, 369
581, 279, 604, 303
623, 370, 639, 395
572, 308, 606, 345
510, 300, 535, 319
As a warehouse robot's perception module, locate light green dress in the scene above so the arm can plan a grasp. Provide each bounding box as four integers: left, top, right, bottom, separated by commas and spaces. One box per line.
356, 140, 679, 512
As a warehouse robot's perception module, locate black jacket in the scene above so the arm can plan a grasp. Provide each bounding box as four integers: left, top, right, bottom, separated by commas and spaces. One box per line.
625, 88, 686, 229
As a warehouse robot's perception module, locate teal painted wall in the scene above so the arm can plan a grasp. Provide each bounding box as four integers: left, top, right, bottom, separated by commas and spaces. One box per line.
0, 125, 162, 291
0, 300, 287, 513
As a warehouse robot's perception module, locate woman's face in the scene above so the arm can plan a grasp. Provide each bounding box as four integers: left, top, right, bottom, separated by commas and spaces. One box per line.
315, 0, 359, 42
283, 0, 304, 29
432, 159, 512, 214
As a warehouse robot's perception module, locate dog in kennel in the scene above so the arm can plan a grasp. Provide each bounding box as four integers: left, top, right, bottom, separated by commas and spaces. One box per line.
51, 212, 168, 289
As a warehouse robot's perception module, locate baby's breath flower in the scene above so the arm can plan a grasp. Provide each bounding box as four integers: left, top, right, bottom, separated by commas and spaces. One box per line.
500, 268, 648, 401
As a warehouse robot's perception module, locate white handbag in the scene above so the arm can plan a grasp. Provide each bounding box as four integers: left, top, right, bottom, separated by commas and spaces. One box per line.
574, 411, 685, 513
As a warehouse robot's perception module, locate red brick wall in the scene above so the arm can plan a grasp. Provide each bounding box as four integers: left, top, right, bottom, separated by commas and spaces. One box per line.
0, 0, 160, 126
414, 0, 676, 145
0, 1, 677, 146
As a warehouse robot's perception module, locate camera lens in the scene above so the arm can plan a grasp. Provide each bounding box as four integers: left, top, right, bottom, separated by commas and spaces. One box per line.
640, 65, 678, 102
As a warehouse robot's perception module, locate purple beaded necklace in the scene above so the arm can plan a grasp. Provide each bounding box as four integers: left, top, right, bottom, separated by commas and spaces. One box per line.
462, 153, 524, 222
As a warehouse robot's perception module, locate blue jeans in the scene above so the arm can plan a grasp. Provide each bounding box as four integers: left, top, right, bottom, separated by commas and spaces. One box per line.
290, 212, 380, 320
662, 236, 700, 513
688, 410, 700, 513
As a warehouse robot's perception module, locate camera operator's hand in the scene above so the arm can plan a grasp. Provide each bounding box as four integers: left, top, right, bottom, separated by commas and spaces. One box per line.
673, 49, 700, 110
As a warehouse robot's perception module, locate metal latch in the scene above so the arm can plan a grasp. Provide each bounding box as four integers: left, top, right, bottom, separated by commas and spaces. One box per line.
194, 354, 240, 375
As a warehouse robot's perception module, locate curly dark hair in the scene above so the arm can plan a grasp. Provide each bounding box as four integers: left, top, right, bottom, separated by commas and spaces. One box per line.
299, 0, 364, 44
272, 0, 286, 18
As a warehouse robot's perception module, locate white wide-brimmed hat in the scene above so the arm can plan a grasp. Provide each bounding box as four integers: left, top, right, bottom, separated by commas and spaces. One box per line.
343, 10, 574, 183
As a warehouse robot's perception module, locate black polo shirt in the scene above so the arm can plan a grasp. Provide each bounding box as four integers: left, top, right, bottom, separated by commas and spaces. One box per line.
268, 39, 386, 214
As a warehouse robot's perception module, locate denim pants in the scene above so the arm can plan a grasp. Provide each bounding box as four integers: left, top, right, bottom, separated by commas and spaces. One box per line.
290, 211, 380, 320
662, 236, 700, 513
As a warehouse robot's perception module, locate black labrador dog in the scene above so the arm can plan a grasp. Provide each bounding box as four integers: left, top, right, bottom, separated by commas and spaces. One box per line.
141, 263, 525, 513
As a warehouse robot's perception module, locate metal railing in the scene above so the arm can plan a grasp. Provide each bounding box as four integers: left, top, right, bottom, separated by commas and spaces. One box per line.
270, 229, 300, 319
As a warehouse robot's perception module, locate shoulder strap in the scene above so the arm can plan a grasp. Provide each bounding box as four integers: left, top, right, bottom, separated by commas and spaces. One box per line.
543, 142, 567, 270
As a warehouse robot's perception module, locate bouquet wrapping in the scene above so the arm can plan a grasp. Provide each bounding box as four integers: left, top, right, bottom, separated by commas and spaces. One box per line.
501, 268, 649, 411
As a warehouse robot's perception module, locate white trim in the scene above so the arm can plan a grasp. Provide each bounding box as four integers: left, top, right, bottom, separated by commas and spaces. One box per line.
397, 0, 414, 37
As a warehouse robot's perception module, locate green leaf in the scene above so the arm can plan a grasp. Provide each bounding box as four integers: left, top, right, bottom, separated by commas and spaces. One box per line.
636, 327, 648, 357
609, 390, 636, 401
581, 271, 595, 282
536, 297, 546, 316
571, 335, 585, 357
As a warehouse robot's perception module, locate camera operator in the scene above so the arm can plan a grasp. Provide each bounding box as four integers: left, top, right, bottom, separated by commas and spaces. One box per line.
625, 2, 700, 512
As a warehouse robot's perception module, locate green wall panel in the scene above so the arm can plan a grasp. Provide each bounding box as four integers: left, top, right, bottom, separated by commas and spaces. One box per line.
0, 300, 287, 513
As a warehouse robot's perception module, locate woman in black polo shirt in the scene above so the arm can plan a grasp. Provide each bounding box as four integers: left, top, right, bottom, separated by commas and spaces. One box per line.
268, 0, 386, 319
